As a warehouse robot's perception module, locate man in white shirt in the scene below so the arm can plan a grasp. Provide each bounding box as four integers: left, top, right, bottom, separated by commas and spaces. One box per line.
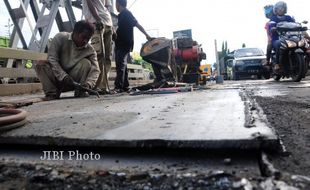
83, 0, 113, 94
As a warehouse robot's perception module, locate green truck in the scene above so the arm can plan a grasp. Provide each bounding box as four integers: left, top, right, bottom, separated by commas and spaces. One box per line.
0, 36, 9, 67
0, 36, 10, 47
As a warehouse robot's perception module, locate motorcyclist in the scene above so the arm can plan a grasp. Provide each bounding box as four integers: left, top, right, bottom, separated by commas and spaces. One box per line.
264, 4, 274, 65
268, 1, 295, 73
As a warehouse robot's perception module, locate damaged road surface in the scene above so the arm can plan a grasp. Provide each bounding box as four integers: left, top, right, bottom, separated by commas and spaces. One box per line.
1, 78, 310, 189
0, 88, 277, 149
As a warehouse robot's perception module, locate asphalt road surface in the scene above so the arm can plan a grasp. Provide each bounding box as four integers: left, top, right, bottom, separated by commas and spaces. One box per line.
0, 77, 310, 189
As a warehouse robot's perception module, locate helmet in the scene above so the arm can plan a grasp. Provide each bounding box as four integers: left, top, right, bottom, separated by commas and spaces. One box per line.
273, 1, 287, 16
264, 5, 274, 18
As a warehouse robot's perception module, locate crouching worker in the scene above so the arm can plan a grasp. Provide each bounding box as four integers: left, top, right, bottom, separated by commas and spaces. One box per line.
35, 20, 100, 100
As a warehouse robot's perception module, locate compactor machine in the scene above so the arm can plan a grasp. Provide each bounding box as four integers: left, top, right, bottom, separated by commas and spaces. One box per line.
140, 37, 206, 86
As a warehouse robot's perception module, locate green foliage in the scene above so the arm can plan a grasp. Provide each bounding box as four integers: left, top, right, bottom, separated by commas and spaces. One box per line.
219, 41, 229, 60
132, 57, 143, 65
131, 52, 153, 72
142, 62, 153, 72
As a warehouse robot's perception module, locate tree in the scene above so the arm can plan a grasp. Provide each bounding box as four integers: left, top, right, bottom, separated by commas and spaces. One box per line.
219, 41, 229, 60
242, 43, 246, 48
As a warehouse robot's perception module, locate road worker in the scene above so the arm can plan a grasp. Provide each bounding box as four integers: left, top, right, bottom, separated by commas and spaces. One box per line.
113, 0, 152, 93
83, 0, 113, 94
35, 20, 100, 100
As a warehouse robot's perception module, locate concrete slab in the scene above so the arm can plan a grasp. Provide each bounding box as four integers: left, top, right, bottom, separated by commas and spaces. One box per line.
0, 89, 278, 149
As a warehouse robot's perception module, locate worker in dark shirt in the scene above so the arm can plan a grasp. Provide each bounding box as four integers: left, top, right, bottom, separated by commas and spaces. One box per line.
113, 0, 152, 93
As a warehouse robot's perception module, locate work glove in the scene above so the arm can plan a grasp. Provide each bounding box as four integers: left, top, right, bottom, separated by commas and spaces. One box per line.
63, 75, 75, 87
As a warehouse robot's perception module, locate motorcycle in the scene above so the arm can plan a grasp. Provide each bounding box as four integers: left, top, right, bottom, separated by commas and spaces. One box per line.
306, 39, 310, 70
270, 21, 308, 82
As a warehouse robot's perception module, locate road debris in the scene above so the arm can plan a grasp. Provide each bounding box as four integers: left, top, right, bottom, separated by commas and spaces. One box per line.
130, 86, 193, 95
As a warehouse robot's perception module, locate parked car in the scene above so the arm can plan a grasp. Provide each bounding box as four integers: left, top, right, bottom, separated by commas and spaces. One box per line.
228, 48, 270, 80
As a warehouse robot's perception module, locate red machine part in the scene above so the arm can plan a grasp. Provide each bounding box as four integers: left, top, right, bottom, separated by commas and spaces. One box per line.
173, 45, 202, 61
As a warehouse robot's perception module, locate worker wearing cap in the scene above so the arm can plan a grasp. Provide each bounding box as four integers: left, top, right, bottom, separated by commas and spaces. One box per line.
35, 20, 100, 100
83, 0, 113, 94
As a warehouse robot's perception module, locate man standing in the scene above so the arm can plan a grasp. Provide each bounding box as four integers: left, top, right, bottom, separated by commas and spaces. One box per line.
83, 0, 113, 94
35, 20, 100, 100
114, 0, 152, 93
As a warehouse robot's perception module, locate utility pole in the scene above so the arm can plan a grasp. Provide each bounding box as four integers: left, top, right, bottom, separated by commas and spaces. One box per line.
4, 18, 13, 38
214, 39, 223, 84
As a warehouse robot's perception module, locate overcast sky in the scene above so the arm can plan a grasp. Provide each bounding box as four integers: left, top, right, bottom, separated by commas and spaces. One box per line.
127, 0, 310, 64
0, 0, 309, 64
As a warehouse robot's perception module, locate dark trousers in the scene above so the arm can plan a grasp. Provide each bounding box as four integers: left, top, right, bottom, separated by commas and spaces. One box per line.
273, 40, 281, 65
266, 43, 272, 63
273, 40, 289, 73
114, 47, 129, 90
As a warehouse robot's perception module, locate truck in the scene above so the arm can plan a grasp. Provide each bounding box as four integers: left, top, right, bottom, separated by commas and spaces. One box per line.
199, 64, 212, 82
0, 36, 9, 67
